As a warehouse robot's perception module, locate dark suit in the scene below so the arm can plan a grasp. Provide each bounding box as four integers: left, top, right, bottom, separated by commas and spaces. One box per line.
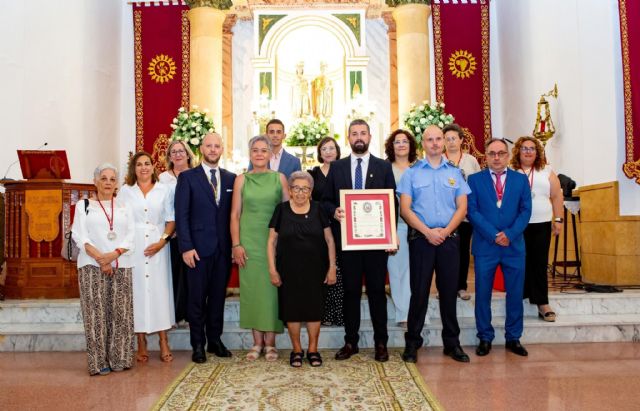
467, 168, 532, 342
175, 165, 236, 349
322, 155, 396, 346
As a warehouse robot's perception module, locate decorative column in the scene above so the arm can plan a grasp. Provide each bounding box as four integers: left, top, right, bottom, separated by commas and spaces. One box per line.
187, 2, 226, 133
392, 3, 431, 122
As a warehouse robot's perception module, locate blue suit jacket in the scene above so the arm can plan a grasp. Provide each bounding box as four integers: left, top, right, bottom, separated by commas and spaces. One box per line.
248, 148, 301, 178
174, 166, 236, 259
467, 168, 532, 257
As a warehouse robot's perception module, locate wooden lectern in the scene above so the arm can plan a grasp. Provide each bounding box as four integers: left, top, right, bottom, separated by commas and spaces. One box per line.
1, 151, 94, 298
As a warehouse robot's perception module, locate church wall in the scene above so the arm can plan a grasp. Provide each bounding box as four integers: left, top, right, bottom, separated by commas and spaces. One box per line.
0, 0, 122, 183
491, 0, 639, 215
231, 20, 254, 160
366, 18, 391, 156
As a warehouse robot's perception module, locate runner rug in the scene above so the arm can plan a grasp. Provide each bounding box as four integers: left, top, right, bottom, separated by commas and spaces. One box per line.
152, 350, 442, 410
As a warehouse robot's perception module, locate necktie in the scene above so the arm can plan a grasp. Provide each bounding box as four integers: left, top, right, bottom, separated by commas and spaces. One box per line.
355, 158, 363, 189
493, 171, 505, 201
210, 168, 219, 204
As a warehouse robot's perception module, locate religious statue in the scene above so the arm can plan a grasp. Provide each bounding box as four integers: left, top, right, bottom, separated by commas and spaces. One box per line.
291, 62, 311, 119
311, 61, 333, 119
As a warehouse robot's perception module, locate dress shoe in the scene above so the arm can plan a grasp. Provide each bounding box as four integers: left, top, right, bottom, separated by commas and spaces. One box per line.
192, 345, 207, 364
208, 340, 232, 357
402, 346, 418, 363
505, 340, 529, 356
475, 340, 492, 356
335, 343, 359, 360
374, 343, 389, 362
443, 346, 470, 363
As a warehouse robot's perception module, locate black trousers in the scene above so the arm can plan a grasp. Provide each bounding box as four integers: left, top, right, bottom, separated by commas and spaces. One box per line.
339, 249, 389, 346
457, 221, 473, 291
523, 222, 552, 305
169, 237, 188, 323
405, 236, 461, 349
186, 249, 230, 349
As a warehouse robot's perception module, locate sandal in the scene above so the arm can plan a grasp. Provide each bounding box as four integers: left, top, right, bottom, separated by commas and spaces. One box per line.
289, 351, 304, 368
538, 310, 557, 322
264, 346, 279, 362
136, 335, 149, 363
307, 351, 323, 367
246, 345, 263, 361
159, 335, 173, 363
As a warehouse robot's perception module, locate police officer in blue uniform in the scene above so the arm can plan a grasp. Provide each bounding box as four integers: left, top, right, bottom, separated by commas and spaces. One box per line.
397, 124, 471, 363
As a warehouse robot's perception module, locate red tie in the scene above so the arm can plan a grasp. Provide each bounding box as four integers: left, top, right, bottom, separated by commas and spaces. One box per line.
494, 171, 505, 200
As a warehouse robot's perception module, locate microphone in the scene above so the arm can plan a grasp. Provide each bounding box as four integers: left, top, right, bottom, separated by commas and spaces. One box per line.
2, 142, 48, 180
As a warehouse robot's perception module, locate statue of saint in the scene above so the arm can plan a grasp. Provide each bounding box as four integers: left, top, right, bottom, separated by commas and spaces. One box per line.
291, 62, 311, 119
311, 61, 333, 119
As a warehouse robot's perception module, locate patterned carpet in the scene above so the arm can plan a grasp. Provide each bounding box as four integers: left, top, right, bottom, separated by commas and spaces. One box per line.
153, 349, 442, 410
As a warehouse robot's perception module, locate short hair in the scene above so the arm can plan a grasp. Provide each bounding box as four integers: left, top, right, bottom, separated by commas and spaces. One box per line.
248, 135, 272, 152
347, 119, 370, 135
316, 137, 341, 163
165, 140, 195, 170
93, 163, 118, 180
510, 136, 547, 171
485, 138, 509, 152
442, 123, 464, 140
125, 151, 158, 186
288, 170, 314, 189
384, 129, 418, 163
266, 119, 285, 132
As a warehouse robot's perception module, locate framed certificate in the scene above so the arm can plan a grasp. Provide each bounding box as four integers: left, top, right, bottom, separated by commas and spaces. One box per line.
339, 189, 398, 251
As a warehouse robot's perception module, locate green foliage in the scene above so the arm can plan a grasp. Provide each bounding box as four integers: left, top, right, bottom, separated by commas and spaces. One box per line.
401, 101, 454, 144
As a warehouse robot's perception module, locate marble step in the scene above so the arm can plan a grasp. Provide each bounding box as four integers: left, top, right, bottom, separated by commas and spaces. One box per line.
3, 291, 640, 324
1, 314, 639, 352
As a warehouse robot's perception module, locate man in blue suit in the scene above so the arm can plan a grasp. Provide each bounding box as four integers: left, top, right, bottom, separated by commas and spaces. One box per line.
175, 133, 236, 363
249, 119, 301, 177
467, 138, 532, 357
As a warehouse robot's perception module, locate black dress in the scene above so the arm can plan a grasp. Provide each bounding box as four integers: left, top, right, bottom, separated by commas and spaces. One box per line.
308, 166, 345, 326
269, 201, 331, 322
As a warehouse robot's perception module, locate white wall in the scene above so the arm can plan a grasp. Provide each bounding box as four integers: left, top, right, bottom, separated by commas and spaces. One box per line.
0, 0, 122, 183
491, 0, 640, 215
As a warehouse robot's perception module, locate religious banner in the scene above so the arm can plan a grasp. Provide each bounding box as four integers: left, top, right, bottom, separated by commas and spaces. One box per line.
432, 0, 491, 161
133, 2, 190, 172
619, 0, 640, 184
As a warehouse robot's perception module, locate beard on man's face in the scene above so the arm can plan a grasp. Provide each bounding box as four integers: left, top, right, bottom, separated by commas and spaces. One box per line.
351, 140, 369, 154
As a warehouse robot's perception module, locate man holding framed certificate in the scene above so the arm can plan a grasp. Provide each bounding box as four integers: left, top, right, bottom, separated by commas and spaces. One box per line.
322, 119, 397, 362
398, 125, 471, 364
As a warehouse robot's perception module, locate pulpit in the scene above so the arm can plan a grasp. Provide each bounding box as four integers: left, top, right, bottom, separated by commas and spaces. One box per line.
2, 180, 94, 298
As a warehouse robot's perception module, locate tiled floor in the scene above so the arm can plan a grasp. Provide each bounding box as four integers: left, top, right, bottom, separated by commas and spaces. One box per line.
1, 342, 639, 410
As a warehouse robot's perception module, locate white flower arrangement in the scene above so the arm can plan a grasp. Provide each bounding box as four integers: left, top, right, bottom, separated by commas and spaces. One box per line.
285, 117, 331, 147
401, 101, 454, 144
169, 105, 215, 158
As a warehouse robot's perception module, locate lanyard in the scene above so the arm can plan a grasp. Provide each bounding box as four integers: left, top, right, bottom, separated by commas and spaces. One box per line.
97, 197, 114, 232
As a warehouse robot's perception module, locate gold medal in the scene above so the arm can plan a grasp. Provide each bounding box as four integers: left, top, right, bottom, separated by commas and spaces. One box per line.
496, 200, 502, 208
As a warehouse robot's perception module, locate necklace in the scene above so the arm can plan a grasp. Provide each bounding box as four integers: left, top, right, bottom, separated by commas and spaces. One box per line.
97, 197, 117, 240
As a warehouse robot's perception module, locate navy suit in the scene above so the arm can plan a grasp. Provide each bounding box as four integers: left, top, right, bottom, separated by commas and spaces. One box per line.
467, 168, 532, 342
175, 165, 236, 349
322, 155, 396, 346
248, 148, 301, 178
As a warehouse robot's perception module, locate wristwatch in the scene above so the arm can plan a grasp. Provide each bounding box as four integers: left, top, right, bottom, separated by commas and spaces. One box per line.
553, 217, 563, 223
160, 233, 170, 242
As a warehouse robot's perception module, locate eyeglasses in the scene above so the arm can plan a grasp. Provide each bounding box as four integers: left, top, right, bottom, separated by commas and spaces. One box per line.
320, 146, 336, 153
393, 140, 410, 146
486, 151, 509, 158
520, 146, 536, 153
170, 149, 186, 156
445, 136, 459, 142
290, 185, 311, 194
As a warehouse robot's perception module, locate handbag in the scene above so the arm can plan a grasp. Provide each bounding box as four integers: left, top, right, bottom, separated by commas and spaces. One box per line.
61, 199, 89, 261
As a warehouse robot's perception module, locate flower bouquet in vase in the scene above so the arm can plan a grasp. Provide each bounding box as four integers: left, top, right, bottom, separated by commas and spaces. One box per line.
401, 101, 454, 146
285, 117, 332, 167
169, 105, 215, 162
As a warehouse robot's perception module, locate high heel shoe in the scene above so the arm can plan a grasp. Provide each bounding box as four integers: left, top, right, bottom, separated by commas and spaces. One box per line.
136, 334, 149, 363
159, 334, 173, 362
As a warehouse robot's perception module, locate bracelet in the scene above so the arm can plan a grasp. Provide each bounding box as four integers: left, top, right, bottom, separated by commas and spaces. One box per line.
232, 244, 242, 249
114, 248, 123, 256
554, 217, 564, 223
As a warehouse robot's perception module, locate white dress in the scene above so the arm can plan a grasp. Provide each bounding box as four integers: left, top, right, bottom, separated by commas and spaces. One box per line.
117, 182, 175, 333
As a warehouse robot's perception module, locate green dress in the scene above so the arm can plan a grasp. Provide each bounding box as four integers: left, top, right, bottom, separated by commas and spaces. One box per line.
239, 171, 284, 332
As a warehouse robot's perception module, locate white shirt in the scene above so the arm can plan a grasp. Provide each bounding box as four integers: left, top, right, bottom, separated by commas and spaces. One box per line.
72, 199, 136, 269
158, 170, 177, 187
270, 147, 283, 172
350, 152, 371, 189
518, 166, 553, 223
201, 162, 220, 203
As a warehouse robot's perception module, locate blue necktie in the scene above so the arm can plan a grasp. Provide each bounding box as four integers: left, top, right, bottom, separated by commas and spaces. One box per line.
209, 169, 218, 204
355, 158, 363, 189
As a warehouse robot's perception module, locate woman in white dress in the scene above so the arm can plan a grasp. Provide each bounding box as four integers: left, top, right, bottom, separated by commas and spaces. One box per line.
443, 124, 481, 301
119, 152, 176, 362
158, 140, 195, 326
384, 129, 418, 327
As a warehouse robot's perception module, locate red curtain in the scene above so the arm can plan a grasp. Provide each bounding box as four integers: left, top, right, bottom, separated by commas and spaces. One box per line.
432, 0, 491, 162
132, 3, 190, 172
619, 0, 640, 184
